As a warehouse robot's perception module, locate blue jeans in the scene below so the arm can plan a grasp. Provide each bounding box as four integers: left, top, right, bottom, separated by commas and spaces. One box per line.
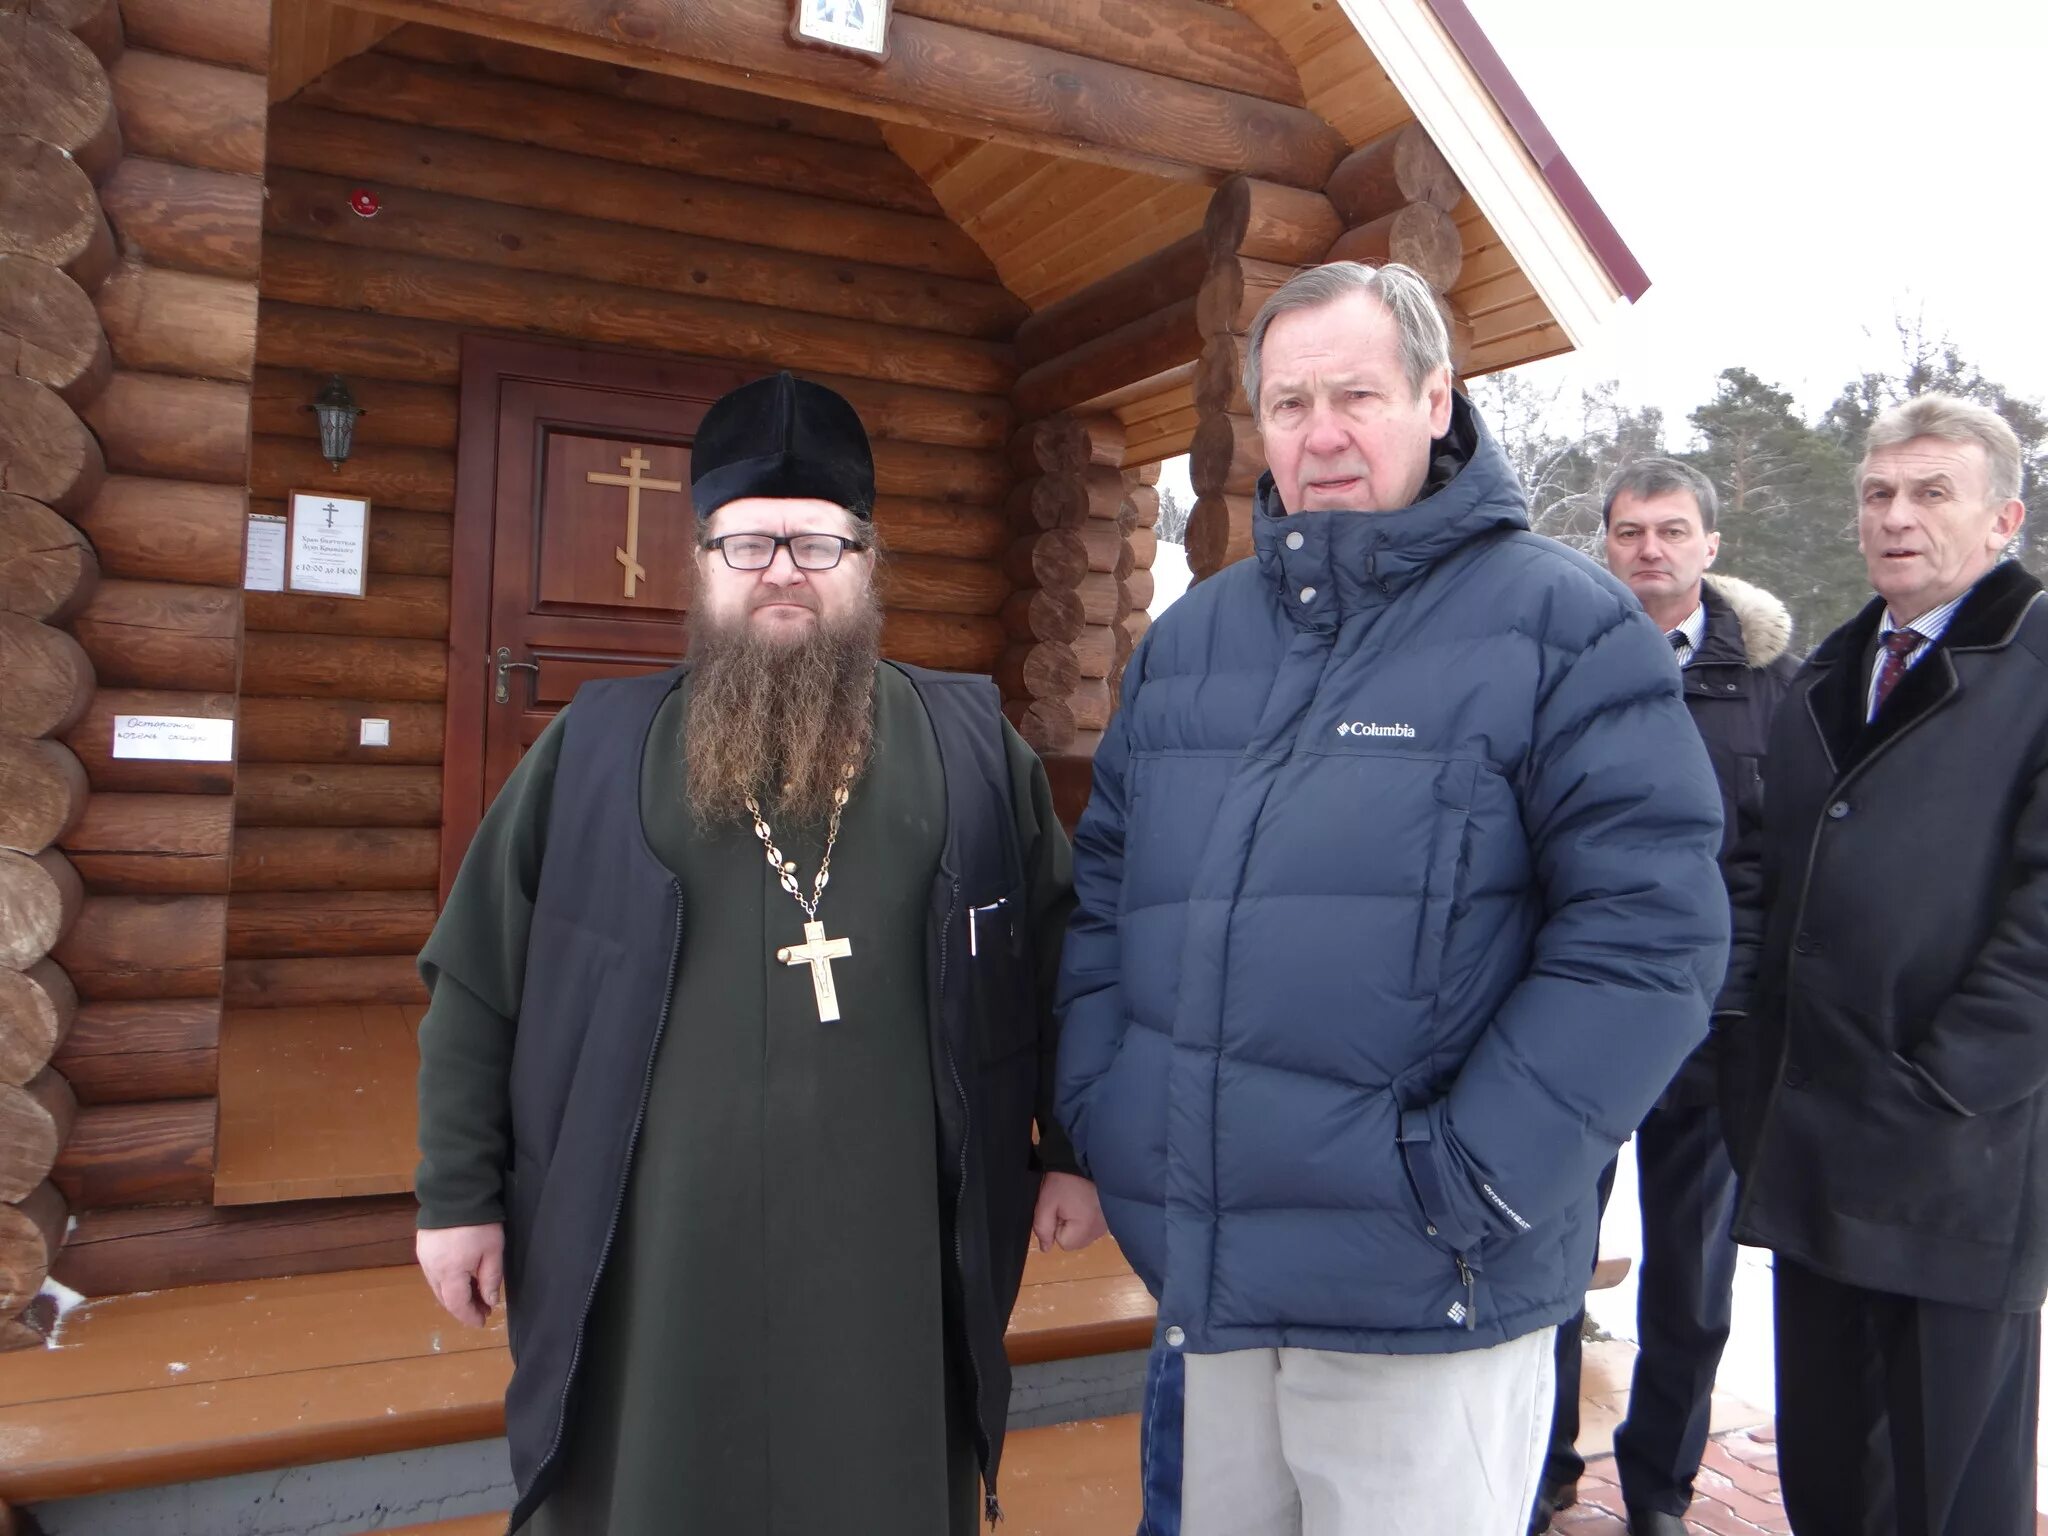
1135, 1337, 1186, 1535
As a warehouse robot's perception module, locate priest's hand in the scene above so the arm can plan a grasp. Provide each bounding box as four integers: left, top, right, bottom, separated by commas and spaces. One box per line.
1032, 1171, 1108, 1253
417, 1223, 505, 1327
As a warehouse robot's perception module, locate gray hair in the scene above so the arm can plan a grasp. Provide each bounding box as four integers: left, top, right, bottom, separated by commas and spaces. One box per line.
1601, 458, 1720, 533
1242, 261, 1450, 413
1862, 393, 2024, 504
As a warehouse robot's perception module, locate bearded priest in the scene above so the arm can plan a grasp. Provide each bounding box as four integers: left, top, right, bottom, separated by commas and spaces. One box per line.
412, 372, 1105, 1536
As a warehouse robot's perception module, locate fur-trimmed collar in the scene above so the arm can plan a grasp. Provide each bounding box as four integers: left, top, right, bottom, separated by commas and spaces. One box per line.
1697, 575, 1793, 670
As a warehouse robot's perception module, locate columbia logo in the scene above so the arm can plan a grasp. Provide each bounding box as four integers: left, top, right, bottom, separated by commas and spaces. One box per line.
1446, 1302, 1468, 1325
1336, 722, 1416, 738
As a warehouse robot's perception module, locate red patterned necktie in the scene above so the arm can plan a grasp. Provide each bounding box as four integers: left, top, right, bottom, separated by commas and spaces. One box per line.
1872, 627, 1924, 714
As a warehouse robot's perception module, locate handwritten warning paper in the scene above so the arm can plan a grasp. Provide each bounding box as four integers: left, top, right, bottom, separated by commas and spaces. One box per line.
111, 715, 235, 762
288, 491, 370, 597
245, 512, 287, 591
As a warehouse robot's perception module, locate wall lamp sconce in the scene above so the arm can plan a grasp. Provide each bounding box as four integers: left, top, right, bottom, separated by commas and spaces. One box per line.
309, 374, 364, 470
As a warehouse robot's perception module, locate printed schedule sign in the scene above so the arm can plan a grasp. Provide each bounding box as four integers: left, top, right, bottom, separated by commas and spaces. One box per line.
244, 512, 286, 591
288, 491, 371, 597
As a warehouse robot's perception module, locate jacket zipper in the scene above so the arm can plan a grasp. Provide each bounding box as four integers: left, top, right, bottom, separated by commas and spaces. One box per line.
1454, 1253, 1477, 1331
530, 884, 685, 1501
938, 874, 1002, 1527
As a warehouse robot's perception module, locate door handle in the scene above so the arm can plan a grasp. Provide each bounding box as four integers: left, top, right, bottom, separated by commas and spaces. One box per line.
494, 646, 540, 705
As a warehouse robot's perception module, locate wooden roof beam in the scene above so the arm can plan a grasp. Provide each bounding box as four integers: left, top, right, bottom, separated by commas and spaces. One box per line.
341, 0, 1348, 188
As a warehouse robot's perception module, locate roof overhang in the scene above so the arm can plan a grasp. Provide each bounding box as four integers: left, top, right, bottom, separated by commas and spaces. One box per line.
1340, 0, 1648, 350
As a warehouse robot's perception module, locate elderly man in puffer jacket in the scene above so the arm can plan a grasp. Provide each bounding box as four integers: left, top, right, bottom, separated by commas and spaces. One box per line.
1055, 262, 1730, 1536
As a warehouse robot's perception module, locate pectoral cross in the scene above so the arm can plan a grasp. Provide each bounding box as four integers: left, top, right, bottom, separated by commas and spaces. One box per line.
777, 919, 853, 1022
585, 448, 683, 599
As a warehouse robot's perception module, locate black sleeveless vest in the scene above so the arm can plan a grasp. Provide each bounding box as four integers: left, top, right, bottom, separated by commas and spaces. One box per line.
500, 663, 1038, 1528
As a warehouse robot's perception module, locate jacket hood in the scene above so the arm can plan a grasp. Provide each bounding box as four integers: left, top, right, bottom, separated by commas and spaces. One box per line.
1253, 392, 1530, 629
1700, 575, 1794, 670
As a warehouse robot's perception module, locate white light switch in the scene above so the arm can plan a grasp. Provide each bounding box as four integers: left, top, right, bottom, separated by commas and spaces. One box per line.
359, 717, 391, 748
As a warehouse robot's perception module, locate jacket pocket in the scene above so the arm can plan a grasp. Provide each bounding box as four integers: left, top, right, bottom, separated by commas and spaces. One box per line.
1412, 761, 1479, 997
970, 881, 1034, 1066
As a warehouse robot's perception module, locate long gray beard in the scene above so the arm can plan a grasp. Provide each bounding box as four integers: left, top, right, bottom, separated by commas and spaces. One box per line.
683, 597, 883, 828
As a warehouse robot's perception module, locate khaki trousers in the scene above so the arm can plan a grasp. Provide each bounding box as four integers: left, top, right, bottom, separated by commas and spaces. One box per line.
1179, 1328, 1554, 1536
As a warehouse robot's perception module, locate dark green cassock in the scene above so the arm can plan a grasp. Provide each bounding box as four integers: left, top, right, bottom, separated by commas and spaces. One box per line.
414, 665, 1074, 1535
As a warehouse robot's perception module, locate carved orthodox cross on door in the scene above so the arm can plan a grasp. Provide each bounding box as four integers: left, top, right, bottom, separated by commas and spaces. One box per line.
586, 447, 684, 598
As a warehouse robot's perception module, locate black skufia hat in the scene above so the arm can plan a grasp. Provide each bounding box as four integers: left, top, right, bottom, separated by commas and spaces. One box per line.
689, 371, 875, 521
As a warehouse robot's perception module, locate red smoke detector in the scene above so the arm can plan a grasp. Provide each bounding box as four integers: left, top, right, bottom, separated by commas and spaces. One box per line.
348, 189, 381, 218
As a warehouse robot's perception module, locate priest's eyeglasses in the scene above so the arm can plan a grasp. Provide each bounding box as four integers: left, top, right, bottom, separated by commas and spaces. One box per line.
706, 533, 869, 572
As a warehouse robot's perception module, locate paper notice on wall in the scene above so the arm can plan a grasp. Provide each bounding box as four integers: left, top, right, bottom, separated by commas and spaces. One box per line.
111, 714, 235, 762
288, 491, 370, 597
244, 513, 287, 591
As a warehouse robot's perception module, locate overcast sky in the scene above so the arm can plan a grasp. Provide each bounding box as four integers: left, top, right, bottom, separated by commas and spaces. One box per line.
1458, 0, 2048, 438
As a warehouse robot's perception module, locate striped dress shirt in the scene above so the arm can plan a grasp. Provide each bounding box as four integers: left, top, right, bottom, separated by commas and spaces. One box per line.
1865, 591, 1967, 720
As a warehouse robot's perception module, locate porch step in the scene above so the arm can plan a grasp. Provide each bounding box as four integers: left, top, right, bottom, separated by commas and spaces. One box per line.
368, 1416, 1143, 1535
214, 1005, 422, 1205
1, 1245, 1154, 1506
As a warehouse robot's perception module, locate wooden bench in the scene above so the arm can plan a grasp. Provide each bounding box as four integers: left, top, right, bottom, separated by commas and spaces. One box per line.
369, 1415, 1143, 1535
0, 1242, 1154, 1505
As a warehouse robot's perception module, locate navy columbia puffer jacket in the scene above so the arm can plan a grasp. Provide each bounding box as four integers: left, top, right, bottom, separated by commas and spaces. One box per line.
1055, 398, 1730, 1356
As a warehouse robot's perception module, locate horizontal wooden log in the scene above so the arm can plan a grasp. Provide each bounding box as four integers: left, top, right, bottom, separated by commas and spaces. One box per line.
893, 0, 1303, 104
1123, 480, 1160, 533
1204, 176, 1342, 266
1070, 676, 1113, 729
1326, 123, 1465, 224
0, 1068, 75, 1203
241, 633, 447, 702
1327, 202, 1464, 291
235, 765, 442, 830
267, 105, 992, 282
0, 1178, 65, 1311
1014, 233, 1207, 372
14, 0, 123, 63
1191, 410, 1266, 499
0, 613, 94, 739
84, 370, 248, 484
1072, 623, 1116, 680
1007, 417, 1089, 480
876, 554, 1008, 617
870, 499, 1006, 563
244, 575, 449, 643
0, 133, 115, 294
249, 435, 454, 517
94, 259, 256, 382
0, 253, 111, 407
68, 577, 239, 691
1197, 253, 1297, 340
999, 586, 1085, 646
1013, 298, 1200, 420
0, 376, 104, 513
301, 51, 943, 216
237, 696, 444, 765
996, 642, 1080, 702
1078, 520, 1125, 575
1194, 332, 1250, 416
226, 890, 438, 958
59, 792, 232, 894
251, 368, 458, 453
53, 1192, 421, 1296
0, 735, 87, 854
1440, 295, 1474, 376
222, 953, 425, 1009
1, 15, 122, 183
361, 0, 1344, 184
1075, 571, 1119, 629
118, 0, 267, 71
254, 301, 1011, 450
53, 1096, 214, 1208
0, 491, 97, 624
260, 239, 1015, 397
0, 846, 82, 968
73, 475, 244, 585
1120, 568, 1155, 616
51, 892, 225, 1000
1126, 523, 1158, 574
249, 501, 453, 580
0, 1288, 57, 1349
264, 167, 1020, 343
880, 609, 1005, 675
0, 957, 77, 1087
49, 998, 215, 1104
1187, 491, 1256, 582
62, 688, 234, 793
1003, 530, 1088, 592
97, 155, 262, 281
1007, 696, 1074, 755
109, 48, 264, 177
233, 827, 440, 893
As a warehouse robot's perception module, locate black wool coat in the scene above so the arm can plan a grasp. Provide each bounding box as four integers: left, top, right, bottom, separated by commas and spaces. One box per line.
1718, 560, 2048, 1311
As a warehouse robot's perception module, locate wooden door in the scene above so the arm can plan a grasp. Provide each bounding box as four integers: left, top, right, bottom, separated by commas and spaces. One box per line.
445, 338, 757, 889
